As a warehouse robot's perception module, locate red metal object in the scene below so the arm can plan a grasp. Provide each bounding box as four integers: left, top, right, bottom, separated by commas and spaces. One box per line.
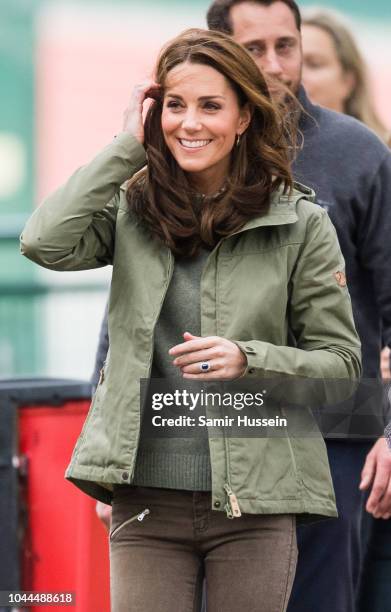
19, 400, 110, 612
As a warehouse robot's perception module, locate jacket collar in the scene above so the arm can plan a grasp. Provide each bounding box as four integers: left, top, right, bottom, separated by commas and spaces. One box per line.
231, 181, 315, 235
121, 180, 314, 234
121, 136, 316, 235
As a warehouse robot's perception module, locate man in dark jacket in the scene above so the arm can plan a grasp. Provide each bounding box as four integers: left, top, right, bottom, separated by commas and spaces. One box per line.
204, 2, 391, 612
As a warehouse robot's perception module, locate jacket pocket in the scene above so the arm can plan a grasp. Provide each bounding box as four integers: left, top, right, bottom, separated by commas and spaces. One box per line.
109, 508, 150, 541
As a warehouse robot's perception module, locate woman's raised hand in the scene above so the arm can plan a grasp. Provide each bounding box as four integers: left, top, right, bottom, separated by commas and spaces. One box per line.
122, 80, 161, 144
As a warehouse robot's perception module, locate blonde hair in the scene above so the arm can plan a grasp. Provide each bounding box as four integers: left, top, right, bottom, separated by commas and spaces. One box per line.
302, 8, 389, 142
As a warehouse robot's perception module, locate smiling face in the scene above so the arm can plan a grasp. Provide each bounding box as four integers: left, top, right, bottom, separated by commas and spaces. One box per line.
161, 61, 250, 195
302, 24, 355, 113
229, 1, 302, 101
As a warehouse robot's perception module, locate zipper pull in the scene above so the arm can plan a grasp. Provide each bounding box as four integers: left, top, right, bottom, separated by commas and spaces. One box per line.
223, 484, 242, 519
137, 508, 150, 522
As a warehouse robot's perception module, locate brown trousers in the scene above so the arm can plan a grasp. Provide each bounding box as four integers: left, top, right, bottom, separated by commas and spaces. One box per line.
110, 486, 297, 612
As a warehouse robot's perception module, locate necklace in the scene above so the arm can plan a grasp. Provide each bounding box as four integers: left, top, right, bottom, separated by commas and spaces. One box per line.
191, 182, 228, 203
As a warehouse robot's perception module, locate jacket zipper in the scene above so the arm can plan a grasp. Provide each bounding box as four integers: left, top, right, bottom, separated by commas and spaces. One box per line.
110, 508, 150, 540
203, 238, 242, 520
136, 508, 150, 521
223, 483, 242, 519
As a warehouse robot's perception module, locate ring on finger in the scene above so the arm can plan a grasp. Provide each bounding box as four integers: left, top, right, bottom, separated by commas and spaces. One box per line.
200, 361, 212, 372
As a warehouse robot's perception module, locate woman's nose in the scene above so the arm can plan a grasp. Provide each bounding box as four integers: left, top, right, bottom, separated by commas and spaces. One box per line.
181, 111, 202, 131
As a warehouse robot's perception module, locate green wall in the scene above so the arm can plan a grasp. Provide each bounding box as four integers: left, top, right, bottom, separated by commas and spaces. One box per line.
0, 1, 38, 375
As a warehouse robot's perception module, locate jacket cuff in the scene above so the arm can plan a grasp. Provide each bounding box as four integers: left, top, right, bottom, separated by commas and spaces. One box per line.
234, 341, 266, 378
110, 132, 147, 173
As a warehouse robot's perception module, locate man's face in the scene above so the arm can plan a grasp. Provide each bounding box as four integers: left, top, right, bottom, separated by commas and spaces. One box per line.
229, 1, 302, 100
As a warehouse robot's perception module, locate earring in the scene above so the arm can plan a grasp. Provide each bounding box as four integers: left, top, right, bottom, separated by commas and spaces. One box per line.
236, 134, 241, 147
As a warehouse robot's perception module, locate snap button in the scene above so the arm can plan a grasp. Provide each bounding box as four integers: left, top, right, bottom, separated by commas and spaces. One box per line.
121, 471, 129, 480
245, 346, 255, 353
214, 500, 221, 508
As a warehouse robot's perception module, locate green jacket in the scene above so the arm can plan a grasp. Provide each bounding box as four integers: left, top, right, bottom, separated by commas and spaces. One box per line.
20, 133, 361, 519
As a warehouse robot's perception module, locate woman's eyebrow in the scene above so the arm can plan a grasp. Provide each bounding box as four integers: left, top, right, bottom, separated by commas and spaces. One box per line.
198, 95, 226, 101
165, 93, 226, 100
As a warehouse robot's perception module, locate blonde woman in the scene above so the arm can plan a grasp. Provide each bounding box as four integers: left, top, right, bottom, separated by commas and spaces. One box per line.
302, 8, 390, 143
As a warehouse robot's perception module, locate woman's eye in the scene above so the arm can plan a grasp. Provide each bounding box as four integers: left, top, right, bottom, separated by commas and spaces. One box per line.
166, 100, 182, 109
204, 102, 220, 111
304, 59, 324, 69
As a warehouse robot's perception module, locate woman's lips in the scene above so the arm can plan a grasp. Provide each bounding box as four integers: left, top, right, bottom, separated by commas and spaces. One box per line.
178, 138, 212, 150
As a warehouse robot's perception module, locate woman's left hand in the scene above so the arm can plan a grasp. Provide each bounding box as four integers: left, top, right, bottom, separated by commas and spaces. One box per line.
169, 332, 247, 380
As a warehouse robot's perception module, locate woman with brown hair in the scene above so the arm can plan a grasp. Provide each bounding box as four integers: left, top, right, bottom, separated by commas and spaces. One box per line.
21, 28, 361, 612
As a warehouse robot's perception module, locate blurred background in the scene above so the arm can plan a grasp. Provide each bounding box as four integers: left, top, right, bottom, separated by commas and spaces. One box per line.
1, 0, 391, 380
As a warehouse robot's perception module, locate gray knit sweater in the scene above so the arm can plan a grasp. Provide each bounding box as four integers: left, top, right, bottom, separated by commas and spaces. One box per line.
132, 249, 212, 491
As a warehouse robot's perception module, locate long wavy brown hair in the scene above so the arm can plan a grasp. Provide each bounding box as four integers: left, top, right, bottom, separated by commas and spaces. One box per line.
127, 28, 294, 257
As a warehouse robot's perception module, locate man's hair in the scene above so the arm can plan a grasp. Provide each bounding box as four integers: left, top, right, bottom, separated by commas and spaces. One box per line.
207, 0, 301, 33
